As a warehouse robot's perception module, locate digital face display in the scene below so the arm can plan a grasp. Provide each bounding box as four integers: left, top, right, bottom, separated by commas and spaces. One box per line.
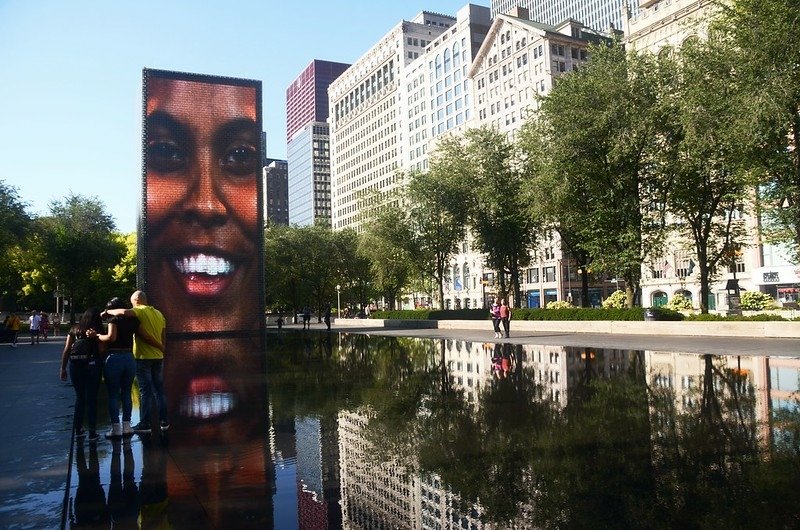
141, 69, 264, 338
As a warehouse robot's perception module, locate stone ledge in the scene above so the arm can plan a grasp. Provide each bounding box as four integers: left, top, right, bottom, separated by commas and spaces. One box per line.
334, 318, 799, 339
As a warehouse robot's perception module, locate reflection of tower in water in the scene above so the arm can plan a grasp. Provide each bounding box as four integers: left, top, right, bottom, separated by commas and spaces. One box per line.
296, 414, 342, 529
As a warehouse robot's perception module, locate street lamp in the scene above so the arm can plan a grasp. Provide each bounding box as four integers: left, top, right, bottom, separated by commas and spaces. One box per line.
336, 284, 341, 317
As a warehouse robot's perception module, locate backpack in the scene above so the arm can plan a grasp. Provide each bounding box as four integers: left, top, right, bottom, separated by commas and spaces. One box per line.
70, 334, 99, 362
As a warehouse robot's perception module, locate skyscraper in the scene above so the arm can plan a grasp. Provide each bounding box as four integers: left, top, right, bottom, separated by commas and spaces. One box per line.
329, 11, 455, 231
490, 0, 632, 33
286, 60, 350, 226
264, 158, 289, 226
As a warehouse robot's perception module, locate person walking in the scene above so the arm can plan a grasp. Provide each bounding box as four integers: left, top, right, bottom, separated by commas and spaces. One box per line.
490, 300, 502, 339
40, 312, 50, 342
60, 308, 104, 441
7, 312, 21, 347
104, 291, 167, 435
324, 305, 331, 331
97, 297, 161, 439
302, 306, 311, 330
29, 310, 41, 345
499, 299, 512, 338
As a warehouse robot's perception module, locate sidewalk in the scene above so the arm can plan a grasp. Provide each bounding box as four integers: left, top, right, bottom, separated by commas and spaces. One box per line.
0, 339, 74, 528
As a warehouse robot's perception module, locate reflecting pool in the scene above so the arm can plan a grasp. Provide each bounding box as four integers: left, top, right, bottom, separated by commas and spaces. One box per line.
63, 331, 800, 529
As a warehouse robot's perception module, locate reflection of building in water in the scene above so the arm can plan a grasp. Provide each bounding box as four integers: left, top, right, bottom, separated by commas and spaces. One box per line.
646, 351, 760, 413
441, 339, 637, 409
755, 356, 800, 449
419, 473, 487, 530
338, 410, 422, 529
338, 409, 491, 530
296, 415, 342, 529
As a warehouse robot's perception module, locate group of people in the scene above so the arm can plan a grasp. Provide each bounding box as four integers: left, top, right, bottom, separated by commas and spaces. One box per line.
2, 310, 60, 347
490, 298, 512, 339
59, 291, 168, 442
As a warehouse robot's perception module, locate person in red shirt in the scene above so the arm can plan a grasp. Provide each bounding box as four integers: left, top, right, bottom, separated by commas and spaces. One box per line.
499, 299, 512, 338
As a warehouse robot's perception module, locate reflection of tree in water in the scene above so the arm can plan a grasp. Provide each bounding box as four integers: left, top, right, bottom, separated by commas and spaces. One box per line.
267, 336, 800, 527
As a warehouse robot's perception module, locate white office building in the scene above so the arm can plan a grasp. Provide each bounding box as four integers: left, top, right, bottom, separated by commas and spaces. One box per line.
329, 11, 455, 231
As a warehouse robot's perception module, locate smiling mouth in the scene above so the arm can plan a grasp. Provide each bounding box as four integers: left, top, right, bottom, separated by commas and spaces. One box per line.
174, 253, 234, 276
170, 253, 236, 297
180, 376, 237, 419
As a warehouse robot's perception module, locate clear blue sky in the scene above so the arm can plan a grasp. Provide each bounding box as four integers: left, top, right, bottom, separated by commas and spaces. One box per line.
0, 0, 486, 233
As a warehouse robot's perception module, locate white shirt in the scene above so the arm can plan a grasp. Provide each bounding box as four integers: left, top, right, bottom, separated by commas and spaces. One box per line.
29, 314, 41, 330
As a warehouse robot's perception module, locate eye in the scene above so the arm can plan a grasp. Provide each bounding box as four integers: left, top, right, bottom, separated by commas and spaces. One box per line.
220, 144, 258, 176
147, 141, 186, 172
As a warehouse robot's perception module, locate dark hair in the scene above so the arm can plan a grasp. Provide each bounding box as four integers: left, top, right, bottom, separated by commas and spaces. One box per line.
75, 308, 103, 336
106, 297, 127, 310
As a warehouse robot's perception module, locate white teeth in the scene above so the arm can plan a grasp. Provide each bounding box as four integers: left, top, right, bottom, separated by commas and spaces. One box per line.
174, 253, 233, 276
180, 392, 236, 419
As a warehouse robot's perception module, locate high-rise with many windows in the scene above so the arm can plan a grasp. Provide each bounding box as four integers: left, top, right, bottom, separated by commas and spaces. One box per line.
404, 4, 491, 173
329, 11, 455, 231
490, 0, 632, 33
287, 60, 349, 226
264, 158, 289, 226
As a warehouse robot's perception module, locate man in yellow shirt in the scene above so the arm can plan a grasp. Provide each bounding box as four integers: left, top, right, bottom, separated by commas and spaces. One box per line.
104, 291, 167, 434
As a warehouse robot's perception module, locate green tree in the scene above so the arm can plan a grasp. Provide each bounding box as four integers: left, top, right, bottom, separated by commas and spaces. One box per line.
361, 209, 414, 310
37, 193, 123, 320
661, 36, 754, 313
713, 0, 800, 263
264, 225, 300, 312
0, 181, 32, 309
519, 43, 671, 307
399, 170, 465, 309
335, 228, 374, 313
433, 127, 538, 308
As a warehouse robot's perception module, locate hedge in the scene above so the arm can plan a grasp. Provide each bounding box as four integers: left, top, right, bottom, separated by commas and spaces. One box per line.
369, 307, 685, 321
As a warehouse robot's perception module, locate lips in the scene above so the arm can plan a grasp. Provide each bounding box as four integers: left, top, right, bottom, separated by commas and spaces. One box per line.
171, 252, 236, 297
180, 376, 237, 419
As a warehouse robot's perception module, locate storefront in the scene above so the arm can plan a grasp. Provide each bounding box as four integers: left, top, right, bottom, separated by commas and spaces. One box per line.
751, 266, 800, 305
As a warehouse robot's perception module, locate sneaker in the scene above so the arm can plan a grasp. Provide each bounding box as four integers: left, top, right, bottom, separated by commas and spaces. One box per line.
87, 431, 99, 442
132, 423, 151, 434
160, 421, 170, 432
10, 343, 17, 348
105, 423, 122, 439
121, 421, 134, 437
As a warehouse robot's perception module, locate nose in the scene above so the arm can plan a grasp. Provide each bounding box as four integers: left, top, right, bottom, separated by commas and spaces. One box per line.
182, 149, 227, 226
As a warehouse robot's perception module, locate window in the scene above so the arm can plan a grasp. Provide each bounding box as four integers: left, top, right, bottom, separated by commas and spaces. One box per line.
526, 267, 539, 283
544, 266, 556, 282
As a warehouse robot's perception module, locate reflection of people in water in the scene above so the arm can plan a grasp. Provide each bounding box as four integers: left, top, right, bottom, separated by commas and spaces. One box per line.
139, 438, 170, 528
73, 441, 109, 526
143, 72, 262, 335
164, 336, 271, 527
107, 439, 138, 526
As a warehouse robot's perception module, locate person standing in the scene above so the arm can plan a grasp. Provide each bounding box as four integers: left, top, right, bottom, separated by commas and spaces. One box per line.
7, 312, 21, 347
60, 308, 104, 441
105, 291, 167, 435
302, 306, 311, 330
324, 305, 331, 331
40, 312, 50, 342
29, 310, 41, 345
490, 300, 502, 339
97, 297, 162, 439
499, 299, 512, 338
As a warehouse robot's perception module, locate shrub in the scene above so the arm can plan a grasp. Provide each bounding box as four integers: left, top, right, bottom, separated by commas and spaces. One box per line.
371, 310, 431, 320
546, 300, 575, 310
664, 293, 693, 311
601, 290, 627, 309
740, 291, 777, 311
684, 312, 787, 322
